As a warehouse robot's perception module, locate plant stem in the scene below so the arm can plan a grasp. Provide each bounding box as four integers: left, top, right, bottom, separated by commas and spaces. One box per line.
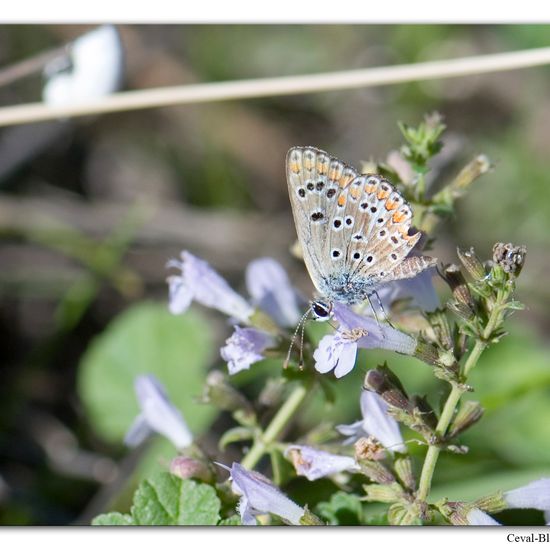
416, 287, 509, 505
241, 383, 308, 471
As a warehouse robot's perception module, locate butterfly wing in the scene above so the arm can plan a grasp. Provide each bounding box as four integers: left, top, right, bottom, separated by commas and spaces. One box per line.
286, 146, 358, 294
331, 173, 434, 286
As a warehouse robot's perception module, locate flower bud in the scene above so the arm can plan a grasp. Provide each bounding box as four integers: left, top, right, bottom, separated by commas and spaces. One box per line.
363, 481, 404, 503
364, 367, 411, 413
492, 242, 527, 278
448, 401, 484, 439
358, 460, 396, 485
457, 247, 486, 280
394, 456, 416, 491
443, 264, 475, 315
413, 340, 440, 366
200, 371, 255, 424
170, 456, 213, 483
426, 309, 455, 350
388, 501, 424, 525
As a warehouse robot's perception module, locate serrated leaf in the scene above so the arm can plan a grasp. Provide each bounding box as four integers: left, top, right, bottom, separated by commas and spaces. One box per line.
92, 512, 134, 526
131, 473, 221, 525
316, 492, 363, 526
78, 302, 215, 443
218, 516, 242, 526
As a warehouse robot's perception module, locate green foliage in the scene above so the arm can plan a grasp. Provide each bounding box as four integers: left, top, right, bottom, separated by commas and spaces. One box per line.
77, 302, 215, 444
92, 513, 134, 526
316, 492, 364, 525
93, 473, 222, 526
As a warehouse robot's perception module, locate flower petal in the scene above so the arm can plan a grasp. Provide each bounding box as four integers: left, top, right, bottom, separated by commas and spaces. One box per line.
467, 508, 501, 525
246, 258, 302, 327
123, 413, 153, 447
168, 251, 253, 322
228, 463, 304, 525
504, 478, 550, 511
220, 326, 274, 375
359, 391, 405, 452
130, 375, 193, 450
334, 341, 358, 378
285, 445, 358, 481
167, 275, 194, 315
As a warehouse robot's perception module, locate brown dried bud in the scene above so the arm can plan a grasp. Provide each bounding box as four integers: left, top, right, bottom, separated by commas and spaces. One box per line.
457, 247, 486, 280
413, 340, 440, 366
443, 264, 475, 313
354, 436, 386, 462
364, 368, 411, 413
492, 242, 527, 277
426, 309, 454, 350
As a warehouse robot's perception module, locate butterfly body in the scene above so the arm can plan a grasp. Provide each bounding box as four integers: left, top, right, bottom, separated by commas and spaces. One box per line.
286, 146, 436, 316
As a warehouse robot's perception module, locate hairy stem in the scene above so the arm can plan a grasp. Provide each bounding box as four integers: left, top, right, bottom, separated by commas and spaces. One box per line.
416, 287, 509, 506
241, 383, 308, 471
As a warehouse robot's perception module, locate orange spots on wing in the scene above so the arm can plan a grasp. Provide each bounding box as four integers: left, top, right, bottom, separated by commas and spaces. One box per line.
385, 198, 399, 210
339, 175, 353, 188
392, 211, 407, 223
337, 195, 346, 207
350, 186, 361, 199
289, 161, 301, 174
329, 162, 343, 182
317, 159, 328, 174
377, 188, 390, 200
364, 182, 377, 194
304, 155, 315, 171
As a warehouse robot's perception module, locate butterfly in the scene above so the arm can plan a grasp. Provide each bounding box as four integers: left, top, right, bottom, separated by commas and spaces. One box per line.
286, 146, 437, 320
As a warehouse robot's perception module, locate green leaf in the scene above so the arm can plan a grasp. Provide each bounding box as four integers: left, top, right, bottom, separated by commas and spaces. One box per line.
218, 516, 242, 526
92, 512, 134, 526
77, 302, 215, 443
131, 473, 221, 525
316, 492, 363, 526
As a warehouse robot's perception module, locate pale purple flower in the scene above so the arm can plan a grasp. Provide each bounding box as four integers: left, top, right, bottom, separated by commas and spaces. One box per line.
167, 251, 253, 323
337, 390, 406, 452
504, 479, 550, 512
124, 375, 192, 450
220, 326, 275, 375
313, 302, 416, 378
285, 445, 359, 481
245, 258, 302, 327
467, 508, 501, 526
377, 267, 439, 315
220, 462, 305, 526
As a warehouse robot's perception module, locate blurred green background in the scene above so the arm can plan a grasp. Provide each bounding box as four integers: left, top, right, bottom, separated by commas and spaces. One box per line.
0, 24, 549, 525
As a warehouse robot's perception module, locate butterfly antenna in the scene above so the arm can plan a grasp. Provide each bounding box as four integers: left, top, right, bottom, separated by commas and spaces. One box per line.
298, 312, 308, 370
284, 308, 310, 369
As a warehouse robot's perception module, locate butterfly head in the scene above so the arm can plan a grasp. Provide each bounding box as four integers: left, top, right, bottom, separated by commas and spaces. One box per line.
310, 299, 333, 321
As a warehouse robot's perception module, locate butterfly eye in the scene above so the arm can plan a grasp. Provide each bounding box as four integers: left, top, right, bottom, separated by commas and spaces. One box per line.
311, 301, 332, 320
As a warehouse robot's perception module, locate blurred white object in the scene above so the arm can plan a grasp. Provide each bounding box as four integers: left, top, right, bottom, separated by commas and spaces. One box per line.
42, 25, 123, 106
